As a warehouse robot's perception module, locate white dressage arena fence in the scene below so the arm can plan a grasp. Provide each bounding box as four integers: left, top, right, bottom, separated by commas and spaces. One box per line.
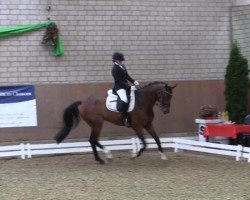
0, 137, 250, 163
0, 143, 25, 159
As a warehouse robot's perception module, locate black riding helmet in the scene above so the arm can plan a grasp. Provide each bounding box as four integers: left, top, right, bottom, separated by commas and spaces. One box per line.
112, 52, 125, 61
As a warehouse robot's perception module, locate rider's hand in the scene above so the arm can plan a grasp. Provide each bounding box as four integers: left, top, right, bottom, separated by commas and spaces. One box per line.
134, 81, 139, 86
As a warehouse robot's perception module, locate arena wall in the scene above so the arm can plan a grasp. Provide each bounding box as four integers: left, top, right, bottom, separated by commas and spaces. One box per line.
0, 80, 225, 143
0, 0, 248, 143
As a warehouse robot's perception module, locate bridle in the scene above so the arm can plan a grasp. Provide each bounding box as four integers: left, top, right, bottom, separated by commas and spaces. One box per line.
155, 89, 172, 109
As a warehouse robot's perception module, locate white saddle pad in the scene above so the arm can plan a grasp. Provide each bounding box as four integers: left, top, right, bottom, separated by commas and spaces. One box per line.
106, 86, 136, 112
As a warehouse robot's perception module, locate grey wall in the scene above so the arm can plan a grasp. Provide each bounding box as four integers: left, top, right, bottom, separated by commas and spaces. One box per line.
232, 5, 250, 65
0, 0, 234, 85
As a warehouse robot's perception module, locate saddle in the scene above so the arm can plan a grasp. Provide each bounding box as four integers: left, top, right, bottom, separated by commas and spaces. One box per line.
106, 86, 136, 112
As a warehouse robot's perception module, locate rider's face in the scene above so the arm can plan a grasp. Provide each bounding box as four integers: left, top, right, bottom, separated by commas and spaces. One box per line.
114, 60, 123, 64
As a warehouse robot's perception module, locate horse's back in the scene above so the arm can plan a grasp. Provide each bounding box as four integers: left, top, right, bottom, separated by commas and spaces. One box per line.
78, 95, 106, 119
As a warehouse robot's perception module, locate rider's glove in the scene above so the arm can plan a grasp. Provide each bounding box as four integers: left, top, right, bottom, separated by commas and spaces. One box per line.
134, 81, 140, 86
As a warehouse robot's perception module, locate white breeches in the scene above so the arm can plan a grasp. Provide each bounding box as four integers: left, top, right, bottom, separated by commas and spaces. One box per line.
116, 89, 128, 103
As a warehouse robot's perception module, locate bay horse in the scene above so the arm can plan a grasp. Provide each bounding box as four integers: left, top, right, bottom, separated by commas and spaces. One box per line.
54, 81, 177, 164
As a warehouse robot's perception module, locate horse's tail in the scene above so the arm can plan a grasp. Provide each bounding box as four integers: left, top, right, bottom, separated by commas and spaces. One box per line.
54, 101, 82, 143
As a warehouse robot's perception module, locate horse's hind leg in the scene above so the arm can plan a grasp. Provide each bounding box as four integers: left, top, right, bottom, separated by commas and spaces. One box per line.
96, 141, 113, 160
146, 125, 167, 160
89, 133, 104, 164
88, 120, 112, 164
88, 121, 106, 164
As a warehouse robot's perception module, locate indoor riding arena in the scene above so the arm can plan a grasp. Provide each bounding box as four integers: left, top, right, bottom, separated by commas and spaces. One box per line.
0, 0, 250, 200
1, 151, 250, 200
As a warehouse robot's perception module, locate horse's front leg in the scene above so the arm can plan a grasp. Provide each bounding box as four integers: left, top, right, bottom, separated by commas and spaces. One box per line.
146, 124, 167, 160
132, 127, 146, 158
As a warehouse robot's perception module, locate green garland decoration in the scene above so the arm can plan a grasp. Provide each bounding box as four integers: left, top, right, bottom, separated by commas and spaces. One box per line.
0, 22, 64, 57
42, 22, 59, 46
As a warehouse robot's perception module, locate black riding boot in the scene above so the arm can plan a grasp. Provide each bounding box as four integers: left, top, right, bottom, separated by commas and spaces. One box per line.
121, 102, 131, 128
121, 110, 131, 128
117, 100, 131, 127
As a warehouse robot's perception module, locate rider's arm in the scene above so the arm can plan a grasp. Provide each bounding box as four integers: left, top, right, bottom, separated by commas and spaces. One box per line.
126, 71, 139, 86
125, 72, 135, 84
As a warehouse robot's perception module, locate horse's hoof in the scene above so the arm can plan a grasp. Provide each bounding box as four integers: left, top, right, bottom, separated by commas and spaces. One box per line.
131, 153, 137, 160
159, 152, 168, 160
103, 149, 113, 160
161, 156, 168, 160
106, 153, 113, 160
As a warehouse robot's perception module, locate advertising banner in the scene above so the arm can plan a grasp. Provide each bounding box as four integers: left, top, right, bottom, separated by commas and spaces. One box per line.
0, 85, 37, 128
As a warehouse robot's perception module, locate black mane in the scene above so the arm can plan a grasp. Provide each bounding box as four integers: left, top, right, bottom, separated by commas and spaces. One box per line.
141, 81, 166, 89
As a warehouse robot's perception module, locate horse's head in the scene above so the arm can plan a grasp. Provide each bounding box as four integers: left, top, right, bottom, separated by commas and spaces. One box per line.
156, 83, 177, 114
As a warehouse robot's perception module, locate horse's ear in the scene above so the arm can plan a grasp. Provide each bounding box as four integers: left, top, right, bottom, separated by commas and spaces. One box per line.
169, 83, 177, 89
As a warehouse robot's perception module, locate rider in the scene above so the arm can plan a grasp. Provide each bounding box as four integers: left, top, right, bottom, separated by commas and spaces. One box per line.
111, 52, 140, 127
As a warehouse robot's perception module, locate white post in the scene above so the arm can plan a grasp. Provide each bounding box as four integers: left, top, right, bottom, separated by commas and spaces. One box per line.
236, 145, 242, 161
26, 143, 32, 158
136, 138, 141, 152
20, 143, 25, 159
131, 138, 136, 154
131, 138, 137, 158
174, 139, 179, 152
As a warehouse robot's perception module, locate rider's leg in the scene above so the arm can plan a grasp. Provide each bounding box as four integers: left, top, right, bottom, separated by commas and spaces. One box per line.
117, 89, 128, 103
121, 103, 130, 127
116, 89, 130, 127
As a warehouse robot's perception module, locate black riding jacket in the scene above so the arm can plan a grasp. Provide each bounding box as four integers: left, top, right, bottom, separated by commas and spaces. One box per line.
112, 63, 135, 93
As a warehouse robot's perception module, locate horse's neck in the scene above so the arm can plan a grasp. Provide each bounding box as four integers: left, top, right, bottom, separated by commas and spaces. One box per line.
136, 87, 158, 110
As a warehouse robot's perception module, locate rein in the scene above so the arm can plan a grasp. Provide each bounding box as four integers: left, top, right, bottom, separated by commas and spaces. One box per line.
138, 81, 174, 109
